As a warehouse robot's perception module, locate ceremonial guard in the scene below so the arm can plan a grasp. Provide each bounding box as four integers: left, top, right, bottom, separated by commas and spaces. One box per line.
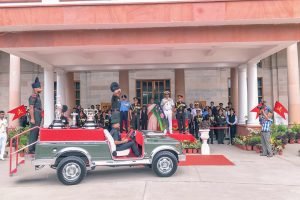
110, 82, 121, 120
175, 95, 187, 133
187, 103, 194, 135
161, 91, 175, 134
130, 97, 141, 130
193, 109, 203, 139
28, 77, 43, 154
215, 109, 227, 144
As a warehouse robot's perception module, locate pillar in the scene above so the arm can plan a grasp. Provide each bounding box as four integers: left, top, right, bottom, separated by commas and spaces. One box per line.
238, 64, 247, 124
56, 69, 66, 105
8, 55, 21, 127
175, 69, 185, 98
247, 62, 259, 125
230, 68, 239, 113
119, 70, 129, 97
44, 66, 54, 127
287, 43, 300, 124
65, 72, 75, 115
79, 72, 88, 108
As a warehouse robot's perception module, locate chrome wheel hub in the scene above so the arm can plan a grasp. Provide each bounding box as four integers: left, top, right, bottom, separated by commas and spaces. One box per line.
157, 157, 173, 174
62, 162, 81, 181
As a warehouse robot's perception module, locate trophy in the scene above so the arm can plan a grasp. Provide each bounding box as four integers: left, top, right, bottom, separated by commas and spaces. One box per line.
83, 109, 98, 129
70, 112, 78, 129
50, 102, 65, 129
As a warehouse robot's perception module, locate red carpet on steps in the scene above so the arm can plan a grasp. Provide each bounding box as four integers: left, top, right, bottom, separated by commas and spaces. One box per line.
179, 155, 235, 166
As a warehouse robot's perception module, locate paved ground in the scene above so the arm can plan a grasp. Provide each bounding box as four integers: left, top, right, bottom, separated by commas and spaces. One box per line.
0, 144, 299, 200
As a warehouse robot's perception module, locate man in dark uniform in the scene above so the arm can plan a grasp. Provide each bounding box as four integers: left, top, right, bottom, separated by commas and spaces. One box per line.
175, 95, 187, 133
110, 82, 121, 121
110, 113, 140, 157
194, 109, 203, 139
28, 77, 43, 154
130, 97, 141, 130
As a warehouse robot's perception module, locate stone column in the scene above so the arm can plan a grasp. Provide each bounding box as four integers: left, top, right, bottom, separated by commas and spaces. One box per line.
247, 62, 259, 125
287, 43, 300, 124
43, 66, 54, 127
119, 70, 129, 97
175, 69, 185, 98
230, 68, 238, 113
238, 64, 247, 124
8, 55, 21, 127
56, 69, 66, 105
80, 72, 88, 108
65, 72, 75, 115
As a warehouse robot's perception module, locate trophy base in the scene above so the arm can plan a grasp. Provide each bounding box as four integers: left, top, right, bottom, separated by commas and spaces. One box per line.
51, 120, 65, 129
83, 121, 97, 129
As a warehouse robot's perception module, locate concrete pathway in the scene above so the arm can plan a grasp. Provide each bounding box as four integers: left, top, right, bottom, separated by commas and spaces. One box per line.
0, 144, 299, 200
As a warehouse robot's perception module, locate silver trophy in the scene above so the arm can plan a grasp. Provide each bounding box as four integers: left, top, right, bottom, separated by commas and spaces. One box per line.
83, 109, 98, 129
51, 102, 65, 129
70, 112, 78, 129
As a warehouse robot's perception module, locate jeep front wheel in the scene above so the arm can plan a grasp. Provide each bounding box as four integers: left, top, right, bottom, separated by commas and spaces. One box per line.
152, 151, 178, 177
57, 156, 87, 185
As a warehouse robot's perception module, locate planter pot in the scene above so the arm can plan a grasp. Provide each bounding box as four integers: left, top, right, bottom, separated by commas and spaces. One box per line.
278, 150, 283, 155
289, 139, 295, 144
242, 145, 247, 151
187, 149, 193, 154
297, 139, 300, 144
182, 149, 187, 154
246, 145, 252, 151
192, 149, 198, 154
199, 129, 210, 155
253, 146, 259, 153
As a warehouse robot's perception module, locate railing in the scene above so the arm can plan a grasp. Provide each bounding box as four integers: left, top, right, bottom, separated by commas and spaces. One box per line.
9, 126, 40, 176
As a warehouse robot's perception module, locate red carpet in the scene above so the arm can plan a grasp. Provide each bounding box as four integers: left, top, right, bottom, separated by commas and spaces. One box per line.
179, 155, 235, 166
167, 132, 196, 142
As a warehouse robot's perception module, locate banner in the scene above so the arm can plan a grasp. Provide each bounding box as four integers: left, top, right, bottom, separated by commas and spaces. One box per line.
8, 105, 26, 121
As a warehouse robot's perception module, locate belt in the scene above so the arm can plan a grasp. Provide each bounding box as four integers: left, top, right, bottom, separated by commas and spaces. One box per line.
120, 110, 128, 112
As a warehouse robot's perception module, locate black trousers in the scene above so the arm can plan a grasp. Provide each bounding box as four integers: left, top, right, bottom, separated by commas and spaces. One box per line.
141, 119, 147, 130
116, 141, 140, 156
120, 111, 128, 132
28, 121, 41, 153
209, 129, 215, 144
177, 113, 185, 133
194, 125, 199, 139
131, 114, 140, 130
229, 125, 236, 144
217, 129, 225, 144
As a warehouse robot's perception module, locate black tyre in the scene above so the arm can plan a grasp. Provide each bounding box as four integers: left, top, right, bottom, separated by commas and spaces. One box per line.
56, 156, 87, 185
152, 151, 178, 177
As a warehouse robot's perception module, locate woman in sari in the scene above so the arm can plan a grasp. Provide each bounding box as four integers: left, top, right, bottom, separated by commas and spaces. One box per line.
147, 98, 158, 131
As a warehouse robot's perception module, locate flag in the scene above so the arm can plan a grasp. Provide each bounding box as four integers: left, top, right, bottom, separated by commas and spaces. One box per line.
250, 103, 262, 119
274, 101, 288, 119
151, 105, 168, 131
8, 105, 27, 121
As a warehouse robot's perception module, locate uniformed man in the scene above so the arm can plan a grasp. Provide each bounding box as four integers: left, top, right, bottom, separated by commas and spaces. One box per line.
175, 95, 187, 133
110, 82, 121, 117
161, 91, 175, 134
194, 109, 203, 139
130, 97, 141, 130
61, 105, 69, 126
28, 77, 43, 154
110, 113, 140, 157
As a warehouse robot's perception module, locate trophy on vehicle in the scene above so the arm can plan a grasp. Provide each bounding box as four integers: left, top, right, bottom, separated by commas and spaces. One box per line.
50, 102, 65, 129
83, 108, 98, 129
70, 111, 78, 129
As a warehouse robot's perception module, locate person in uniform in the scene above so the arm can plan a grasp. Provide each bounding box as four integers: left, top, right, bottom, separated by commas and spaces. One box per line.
175, 95, 187, 133
110, 82, 121, 121
187, 103, 194, 135
120, 95, 131, 132
28, 77, 43, 154
226, 108, 237, 145
78, 109, 87, 127
215, 109, 227, 144
110, 113, 140, 157
140, 105, 148, 130
161, 91, 175, 134
206, 108, 216, 144
130, 97, 141, 130
99, 111, 110, 130
193, 109, 203, 139
61, 105, 69, 126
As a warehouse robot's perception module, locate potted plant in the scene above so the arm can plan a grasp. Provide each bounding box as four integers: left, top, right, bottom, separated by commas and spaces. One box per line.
250, 136, 261, 151
255, 144, 262, 153
288, 132, 296, 144
181, 140, 190, 154
291, 124, 300, 143
244, 135, 252, 151
276, 145, 283, 155
296, 132, 300, 143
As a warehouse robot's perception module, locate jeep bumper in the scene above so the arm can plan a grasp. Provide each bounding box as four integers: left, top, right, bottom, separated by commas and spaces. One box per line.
178, 154, 186, 162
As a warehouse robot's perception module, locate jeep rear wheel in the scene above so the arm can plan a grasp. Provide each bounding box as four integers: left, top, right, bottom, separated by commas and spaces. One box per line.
57, 156, 87, 185
152, 151, 178, 177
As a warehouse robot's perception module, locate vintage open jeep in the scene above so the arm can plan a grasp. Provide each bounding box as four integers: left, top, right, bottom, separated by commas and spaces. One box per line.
29, 128, 185, 185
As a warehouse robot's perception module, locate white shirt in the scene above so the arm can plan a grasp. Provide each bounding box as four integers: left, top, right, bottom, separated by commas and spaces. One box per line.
0, 118, 8, 134
161, 98, 174, 111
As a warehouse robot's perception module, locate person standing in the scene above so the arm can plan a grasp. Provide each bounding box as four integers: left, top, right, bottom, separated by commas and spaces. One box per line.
193, 109, 203, 139
175, 95, 187, 133
259, 109, 273, 157
215, 109, 227, 144
226, 108, 237, 145
147, 98, 158, 131
210, 101, 218, 116
0, 111, 8, 160
28, 77, 43, 154
110, 82, 121, 120
120, 95, 131, 132
140, 105, 148, 130
130, 97, 141, 130
187, 103, 194, 135
206, 109, 216, 144
161, 91, 175, 134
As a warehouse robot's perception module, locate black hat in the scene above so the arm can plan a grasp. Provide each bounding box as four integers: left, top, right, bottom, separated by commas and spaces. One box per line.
110, 82, 120, 92
111, 112, 120, 124
62, 105, 68, 113
32, 77, 41, 89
